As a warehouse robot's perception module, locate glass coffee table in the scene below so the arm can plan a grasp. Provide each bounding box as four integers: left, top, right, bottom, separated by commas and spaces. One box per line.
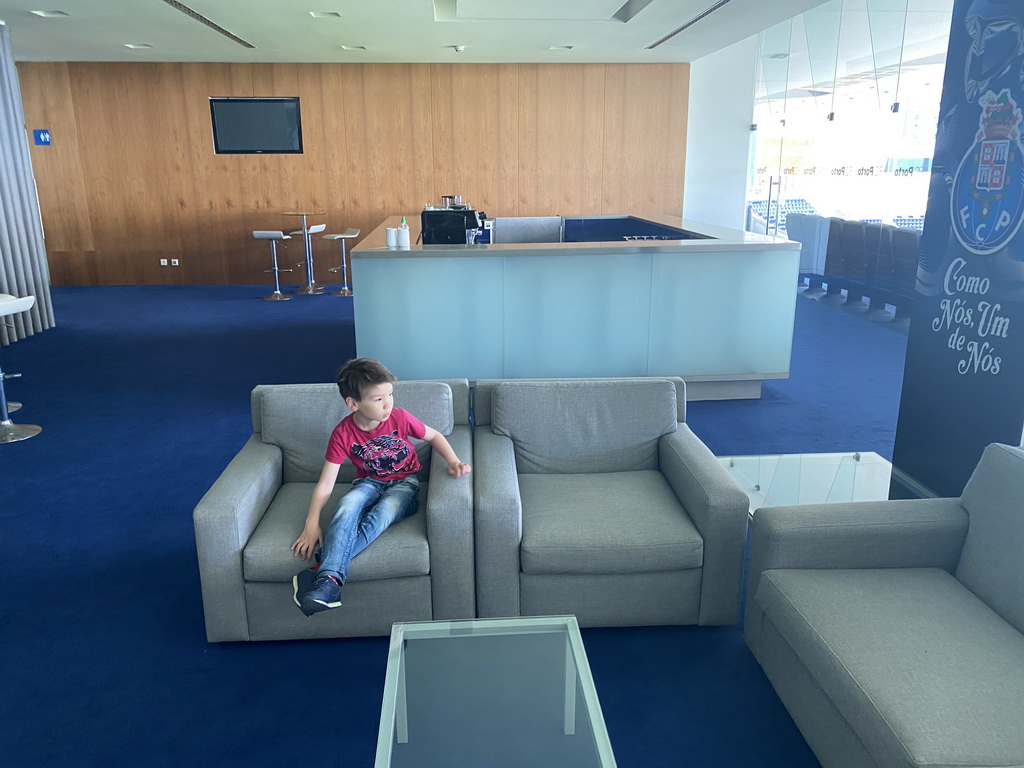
718, 451, 893, 515
375, 616, 617, 768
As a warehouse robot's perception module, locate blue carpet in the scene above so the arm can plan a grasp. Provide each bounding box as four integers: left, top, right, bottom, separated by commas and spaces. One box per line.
0, 287, 905, 767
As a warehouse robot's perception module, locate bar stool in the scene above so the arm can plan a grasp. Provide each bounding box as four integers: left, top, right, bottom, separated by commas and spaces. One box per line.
252, 231, 293, 301
290, 223, 327, 294
0, 294, 41, 443
323, 228, 360, 296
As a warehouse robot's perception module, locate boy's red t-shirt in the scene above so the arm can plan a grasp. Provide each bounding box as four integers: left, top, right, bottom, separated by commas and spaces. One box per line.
325, 408, 426, 481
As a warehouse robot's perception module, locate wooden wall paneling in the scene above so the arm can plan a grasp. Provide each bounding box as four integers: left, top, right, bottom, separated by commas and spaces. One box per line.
289, 63, 335, 287
515, 65, 540, 216
579, 65, 609, 216
246, 65, 309, 285
429, 64, 519, 219
356, 65, 436, 217
615, 65, 687, 216
202, 64, 266, 285
64, 64, 134, 284
516, 64, 607, 217
631, 64, 672, 215
316, 64, 380, 281
120, 64, 195, 284
665, 64, 689, 217
612, 65, 650, 214
17, 62, 689, 286
554, 63, 605, 215
319, 64, 372, 257
176, 64, 230, 285
599, 65, 627, 215
494, 65, 523, 218
18, 63, 96, 285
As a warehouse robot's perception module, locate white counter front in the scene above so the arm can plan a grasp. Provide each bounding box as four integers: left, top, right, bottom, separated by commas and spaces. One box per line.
351, 215, 800, 400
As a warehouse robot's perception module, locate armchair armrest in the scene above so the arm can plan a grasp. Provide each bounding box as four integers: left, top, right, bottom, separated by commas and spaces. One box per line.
744, 497, 969, 658
192, 435, 283, 642
659, 425, 751, 624
473, 427, 523, 618
425, 425, 475, 619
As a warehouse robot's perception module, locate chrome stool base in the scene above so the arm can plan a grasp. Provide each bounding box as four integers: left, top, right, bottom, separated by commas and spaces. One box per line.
0, 293, 40, 444
1, 420, 41, 443
294, 284, 326, 295
325, 228, 360, 298
253, 231, 294, 301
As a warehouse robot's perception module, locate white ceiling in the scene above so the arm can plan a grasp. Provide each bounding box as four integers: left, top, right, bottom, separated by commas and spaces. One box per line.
0, 0, 831, 63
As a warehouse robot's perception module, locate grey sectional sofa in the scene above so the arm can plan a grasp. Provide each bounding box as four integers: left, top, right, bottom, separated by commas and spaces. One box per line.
192, 380, 474, 642
744, 442, 1024, 768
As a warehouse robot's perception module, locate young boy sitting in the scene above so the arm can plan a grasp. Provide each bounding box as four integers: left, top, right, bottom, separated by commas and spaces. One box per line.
290, 358, 471, 616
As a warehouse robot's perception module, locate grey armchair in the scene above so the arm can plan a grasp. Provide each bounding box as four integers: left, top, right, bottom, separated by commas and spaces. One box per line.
193, 380, 474, 642
473, 377, 750, 628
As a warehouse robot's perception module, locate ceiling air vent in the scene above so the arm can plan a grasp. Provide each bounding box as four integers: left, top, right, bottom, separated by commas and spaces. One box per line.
647, 0, 734, 49
158, 0, 255, 49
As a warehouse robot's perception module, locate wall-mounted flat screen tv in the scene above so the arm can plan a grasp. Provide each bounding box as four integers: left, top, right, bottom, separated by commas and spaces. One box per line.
209, 97, 303, 154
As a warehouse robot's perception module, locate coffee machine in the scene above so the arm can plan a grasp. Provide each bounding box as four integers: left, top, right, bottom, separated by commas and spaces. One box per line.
421, 196, 485, 244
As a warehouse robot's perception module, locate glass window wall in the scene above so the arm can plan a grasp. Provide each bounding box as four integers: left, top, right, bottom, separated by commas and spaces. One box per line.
748, 0, 954, 236
747, 0, 954, 317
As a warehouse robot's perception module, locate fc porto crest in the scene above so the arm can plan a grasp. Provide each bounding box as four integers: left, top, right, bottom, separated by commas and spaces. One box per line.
952, 88, 1024, 255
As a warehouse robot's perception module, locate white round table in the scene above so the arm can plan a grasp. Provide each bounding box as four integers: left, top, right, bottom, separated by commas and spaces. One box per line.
0, 294, 41, 443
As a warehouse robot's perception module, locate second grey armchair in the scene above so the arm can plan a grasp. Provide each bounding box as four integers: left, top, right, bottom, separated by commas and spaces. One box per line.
473, 377, 749, 628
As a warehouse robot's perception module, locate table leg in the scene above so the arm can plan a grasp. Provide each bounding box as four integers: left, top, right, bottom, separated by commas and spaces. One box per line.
396, 651, 409, 744
294, 214, 325, 295
564, 637, 577, 735
303, 215, 315, 289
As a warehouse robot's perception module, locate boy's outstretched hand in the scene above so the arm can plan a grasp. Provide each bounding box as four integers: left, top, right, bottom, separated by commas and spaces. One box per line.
291, 525, 323, 561
448, 461, 472, 478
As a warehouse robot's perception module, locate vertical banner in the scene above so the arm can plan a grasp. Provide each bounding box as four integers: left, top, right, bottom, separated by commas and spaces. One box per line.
892, 0, 1024, 498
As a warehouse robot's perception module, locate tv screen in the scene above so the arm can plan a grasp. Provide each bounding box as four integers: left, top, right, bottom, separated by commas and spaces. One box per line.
209, 97, 303, 154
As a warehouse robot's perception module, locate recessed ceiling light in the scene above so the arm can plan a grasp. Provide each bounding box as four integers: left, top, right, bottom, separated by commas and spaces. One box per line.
124, 43, 153, 49
30, 10, 70, 17
340, 45, 366, 51
310, 11, 342, 18
549, 45, 574, 50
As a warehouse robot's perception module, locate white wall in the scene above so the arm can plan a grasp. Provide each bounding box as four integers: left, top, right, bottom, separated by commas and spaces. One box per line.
683, 36, 758, 231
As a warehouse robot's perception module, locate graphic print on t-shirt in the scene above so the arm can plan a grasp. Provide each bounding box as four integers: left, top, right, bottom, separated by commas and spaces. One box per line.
351, 430, 416, 478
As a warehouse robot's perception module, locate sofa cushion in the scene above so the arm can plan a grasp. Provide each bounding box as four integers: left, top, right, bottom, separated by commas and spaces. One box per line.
756, 567, 1024, 768
491, 379, 677, 474
243, 482, 430, 583
519, 470, 703, 575
473, 377, 687, 427
957, 443, 1024, 635
259, 385, 347, 482
257, 381, 453, 484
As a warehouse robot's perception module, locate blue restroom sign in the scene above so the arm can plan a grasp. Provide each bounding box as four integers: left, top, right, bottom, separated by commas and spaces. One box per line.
33, 129, 51, 146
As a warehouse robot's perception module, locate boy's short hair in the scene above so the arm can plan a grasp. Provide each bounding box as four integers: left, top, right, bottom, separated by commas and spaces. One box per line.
335, 358, 396, 401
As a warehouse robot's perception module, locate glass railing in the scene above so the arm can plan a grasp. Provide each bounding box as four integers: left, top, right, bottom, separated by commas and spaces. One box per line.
718, 451, 893, 514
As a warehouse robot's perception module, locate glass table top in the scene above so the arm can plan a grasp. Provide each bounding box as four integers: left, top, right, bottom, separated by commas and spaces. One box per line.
718, 451, 893, 514
375, 616, 617, 768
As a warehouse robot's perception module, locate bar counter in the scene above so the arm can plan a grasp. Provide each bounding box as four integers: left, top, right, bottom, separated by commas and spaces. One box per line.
350, 214, 800, 399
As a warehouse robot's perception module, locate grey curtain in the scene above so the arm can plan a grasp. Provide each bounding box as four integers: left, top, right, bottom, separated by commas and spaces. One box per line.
0, 22, 53, 346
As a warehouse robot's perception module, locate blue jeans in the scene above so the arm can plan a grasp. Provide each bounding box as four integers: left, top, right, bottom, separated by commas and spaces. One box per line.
317, 476, 420, 583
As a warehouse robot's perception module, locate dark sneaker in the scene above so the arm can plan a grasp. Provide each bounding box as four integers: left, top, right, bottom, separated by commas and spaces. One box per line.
292, 569, 316, 610
291, 551, 322, 610
300, 574, 343, 616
